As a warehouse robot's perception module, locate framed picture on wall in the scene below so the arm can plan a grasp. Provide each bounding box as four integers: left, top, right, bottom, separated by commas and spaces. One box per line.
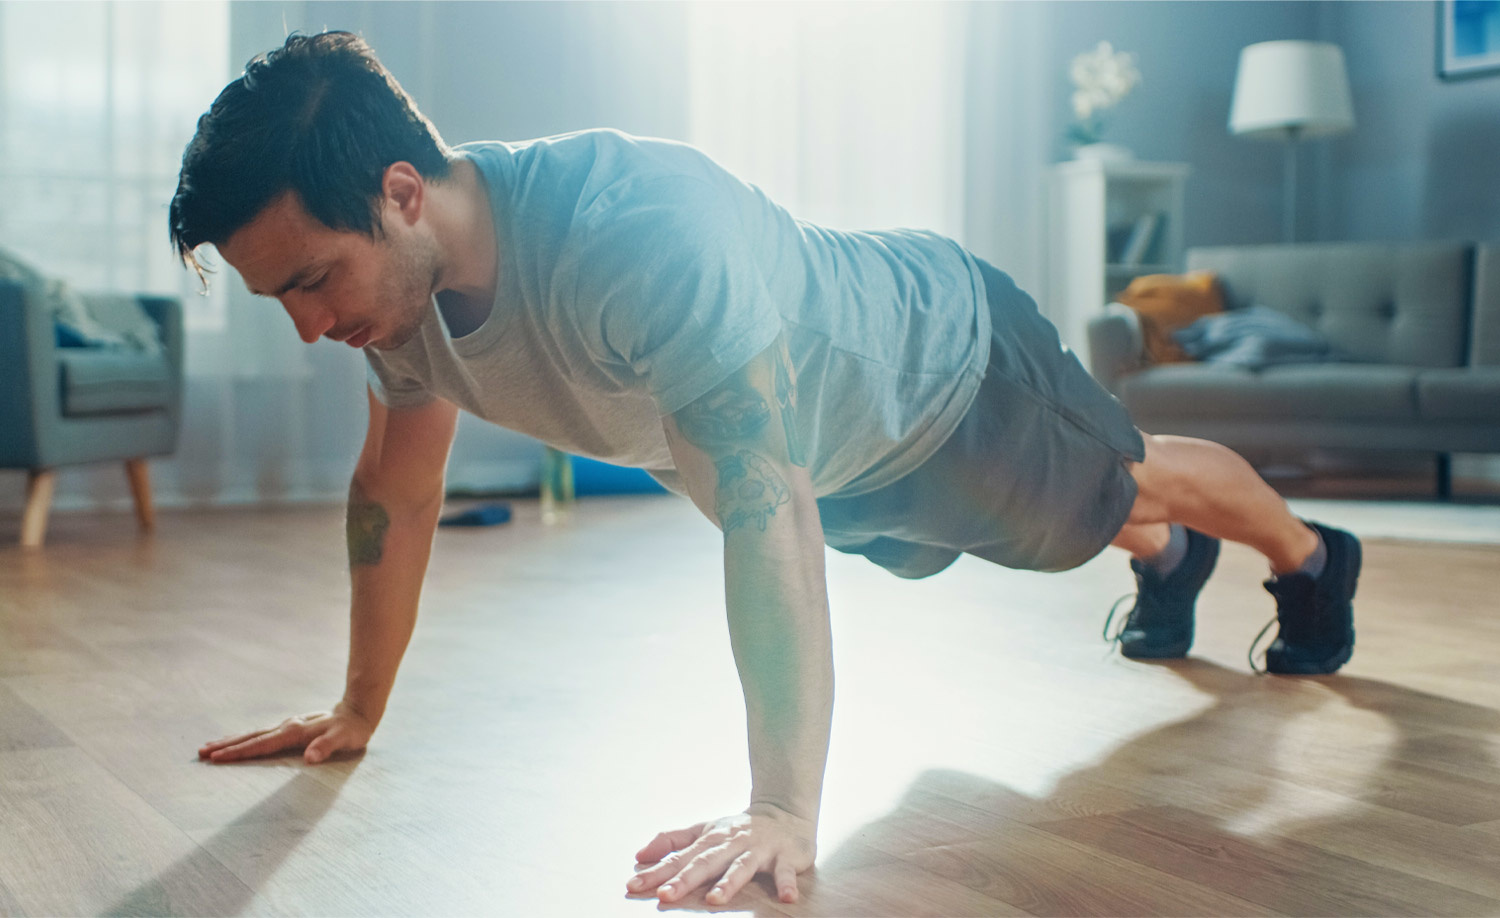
1438, 0, 1500, 79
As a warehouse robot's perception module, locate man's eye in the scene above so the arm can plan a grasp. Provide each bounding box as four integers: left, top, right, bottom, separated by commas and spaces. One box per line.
303, 276, 326, 292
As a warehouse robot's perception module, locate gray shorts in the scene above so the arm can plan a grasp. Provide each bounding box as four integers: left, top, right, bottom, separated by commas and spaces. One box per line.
816, 258, 1145, 577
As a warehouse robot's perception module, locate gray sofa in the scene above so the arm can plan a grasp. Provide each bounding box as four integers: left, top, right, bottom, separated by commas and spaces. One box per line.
1088, 242, 1500, 498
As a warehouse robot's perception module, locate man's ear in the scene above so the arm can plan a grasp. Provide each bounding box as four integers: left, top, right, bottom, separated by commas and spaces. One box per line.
381, 161, 425, 226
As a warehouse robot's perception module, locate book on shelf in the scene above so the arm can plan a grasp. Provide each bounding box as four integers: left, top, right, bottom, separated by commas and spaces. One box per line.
1106, 221, 1136, 264
1119, 211, 1164, 267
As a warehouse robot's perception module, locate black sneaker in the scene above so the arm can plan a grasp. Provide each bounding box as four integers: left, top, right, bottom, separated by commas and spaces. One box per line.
1259, 521, 1360, 675
1105, 528, 1221, 659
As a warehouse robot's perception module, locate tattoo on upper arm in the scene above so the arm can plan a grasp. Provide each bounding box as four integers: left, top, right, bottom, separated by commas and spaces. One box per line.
347, 481, 390, 567
676, 383, 770, 449
673, 337, 806, 533
715, 451, 791, 533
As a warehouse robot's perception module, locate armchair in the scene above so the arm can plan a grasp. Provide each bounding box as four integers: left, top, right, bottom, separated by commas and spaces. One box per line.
0, 279, 184, 546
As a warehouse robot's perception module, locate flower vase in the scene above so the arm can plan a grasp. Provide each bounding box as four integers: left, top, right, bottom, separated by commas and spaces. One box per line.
1073, 142, 1134, 163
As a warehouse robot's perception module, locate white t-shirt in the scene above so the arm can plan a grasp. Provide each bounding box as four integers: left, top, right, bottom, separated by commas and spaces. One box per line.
366, 130, 990, 498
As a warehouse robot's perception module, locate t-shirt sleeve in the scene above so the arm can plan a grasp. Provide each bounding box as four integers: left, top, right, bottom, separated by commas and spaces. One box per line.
364, 349, 435, 409
568, 176, 783, 417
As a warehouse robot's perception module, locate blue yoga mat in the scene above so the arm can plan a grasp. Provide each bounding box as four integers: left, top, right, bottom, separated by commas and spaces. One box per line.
570, 456, 667, 495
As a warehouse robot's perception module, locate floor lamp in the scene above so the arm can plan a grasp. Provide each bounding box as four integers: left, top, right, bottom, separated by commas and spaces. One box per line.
1229, 40, 1355, 244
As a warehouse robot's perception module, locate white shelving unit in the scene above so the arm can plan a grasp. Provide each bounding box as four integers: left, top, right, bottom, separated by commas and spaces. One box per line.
1046, 159, 1190, 367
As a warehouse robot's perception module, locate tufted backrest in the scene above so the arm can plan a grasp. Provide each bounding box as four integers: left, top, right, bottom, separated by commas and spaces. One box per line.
1471, 244, 1500, 366
1185, 242, 1473, 368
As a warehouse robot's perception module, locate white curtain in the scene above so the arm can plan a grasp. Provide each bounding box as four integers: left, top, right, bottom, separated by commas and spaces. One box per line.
684, 1, 1052, 299
686, 2, 968, 239
0, 1, 229, 306
1, 1, 1056, 516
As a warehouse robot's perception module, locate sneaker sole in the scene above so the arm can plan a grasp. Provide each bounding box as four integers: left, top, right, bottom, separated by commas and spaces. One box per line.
1266, 638, 1354, 675
1120, 635, 1192, 659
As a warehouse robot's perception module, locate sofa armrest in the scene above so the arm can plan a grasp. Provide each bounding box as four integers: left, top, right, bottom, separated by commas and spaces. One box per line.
1087, 302, 1145, 395
0, 279, 61, 467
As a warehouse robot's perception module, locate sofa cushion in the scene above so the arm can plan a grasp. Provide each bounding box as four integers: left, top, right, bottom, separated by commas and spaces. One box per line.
1120, 363, 1419, 422
1416, 369, 1500, 422
1186, 243, 1471, 368
1114, 271, 1224, 364
58, 349, 171, 417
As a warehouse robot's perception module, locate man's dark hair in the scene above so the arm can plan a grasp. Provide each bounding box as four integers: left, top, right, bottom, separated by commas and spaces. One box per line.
169, 31, 451, 284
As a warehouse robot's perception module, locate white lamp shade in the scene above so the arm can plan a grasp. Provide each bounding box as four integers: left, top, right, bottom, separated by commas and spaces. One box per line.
1229, 40, 1355, 140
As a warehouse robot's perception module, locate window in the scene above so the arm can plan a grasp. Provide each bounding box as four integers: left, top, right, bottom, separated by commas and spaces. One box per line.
0, 1, 231, 328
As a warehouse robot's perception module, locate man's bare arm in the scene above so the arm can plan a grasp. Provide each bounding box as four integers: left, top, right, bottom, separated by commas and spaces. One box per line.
200, 387, 458, 764
340, 389, 458, 726
629, 334, 829, 906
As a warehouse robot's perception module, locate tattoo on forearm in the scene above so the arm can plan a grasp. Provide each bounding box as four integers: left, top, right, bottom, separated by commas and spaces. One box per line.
677, 383, 770, 449
715, 451, 790, 533
773, 344, 806, 468
347, 481, 390, 567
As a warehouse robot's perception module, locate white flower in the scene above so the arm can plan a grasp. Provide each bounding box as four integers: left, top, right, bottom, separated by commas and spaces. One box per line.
1070, 40, 1140, 113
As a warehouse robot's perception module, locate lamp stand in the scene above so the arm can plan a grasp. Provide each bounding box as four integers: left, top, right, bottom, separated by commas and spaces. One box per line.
1282, 124, 1302, 244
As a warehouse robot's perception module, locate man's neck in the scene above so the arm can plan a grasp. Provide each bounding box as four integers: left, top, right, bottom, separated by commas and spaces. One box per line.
429, 157, 499, 337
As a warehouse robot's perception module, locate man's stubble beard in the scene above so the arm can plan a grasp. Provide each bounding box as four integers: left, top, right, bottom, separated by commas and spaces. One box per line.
370, 232, 441, 351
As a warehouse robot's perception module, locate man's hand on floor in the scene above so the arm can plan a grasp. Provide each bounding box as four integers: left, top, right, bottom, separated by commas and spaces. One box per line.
198, 700, 376, 765
626, 803, 816, 907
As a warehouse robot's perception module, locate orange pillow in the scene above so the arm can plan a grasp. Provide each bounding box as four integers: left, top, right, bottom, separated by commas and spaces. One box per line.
1115, 271, 1224, 364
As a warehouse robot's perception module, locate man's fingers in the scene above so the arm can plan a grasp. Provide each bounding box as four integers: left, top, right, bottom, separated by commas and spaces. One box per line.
627, 830, 715, 895
634, 823, 707, 864
774, 859, 800, 903
705, 850, 760, 907
657, 841, 741, 903
628, 847, 694, 894
207, 726, 300, 762
304, 737, 331, 765
304, 726, 353, 764
198, 728, 271, 757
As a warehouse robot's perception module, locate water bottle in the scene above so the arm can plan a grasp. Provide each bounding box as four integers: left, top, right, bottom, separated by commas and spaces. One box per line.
540, 445, 575, 523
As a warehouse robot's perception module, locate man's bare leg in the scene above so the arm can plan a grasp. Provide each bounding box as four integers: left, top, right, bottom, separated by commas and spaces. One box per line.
1113, 433, 1318, 575
1103, 431, 1359, 674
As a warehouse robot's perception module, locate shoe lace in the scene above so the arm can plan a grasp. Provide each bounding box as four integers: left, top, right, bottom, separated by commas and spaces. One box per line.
1247, 615, 1277, 674
1102, 592, 1138, 645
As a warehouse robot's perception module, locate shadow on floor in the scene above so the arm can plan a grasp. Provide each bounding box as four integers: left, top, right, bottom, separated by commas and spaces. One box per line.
101, 755, 358, 917
775, 660, 1500, 916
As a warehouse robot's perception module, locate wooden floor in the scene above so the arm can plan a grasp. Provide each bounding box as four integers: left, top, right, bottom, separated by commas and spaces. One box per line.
2, 496, 1499, 916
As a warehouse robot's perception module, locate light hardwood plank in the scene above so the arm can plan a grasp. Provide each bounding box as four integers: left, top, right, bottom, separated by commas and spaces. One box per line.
1036, 805, 1500, 916
0, 497, 1497, 916
0, 746, 264, 916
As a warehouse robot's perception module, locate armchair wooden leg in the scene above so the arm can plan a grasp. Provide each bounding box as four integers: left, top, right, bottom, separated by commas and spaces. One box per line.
21, 469, 57, 548
124, 458, 155, 532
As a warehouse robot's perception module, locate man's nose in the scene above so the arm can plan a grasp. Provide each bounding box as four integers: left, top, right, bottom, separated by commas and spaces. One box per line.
284, 301, 336, 343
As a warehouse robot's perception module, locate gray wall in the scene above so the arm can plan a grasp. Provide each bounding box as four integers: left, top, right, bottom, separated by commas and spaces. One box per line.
1315, 0, 1500, 243
1041, 1, 1321, 248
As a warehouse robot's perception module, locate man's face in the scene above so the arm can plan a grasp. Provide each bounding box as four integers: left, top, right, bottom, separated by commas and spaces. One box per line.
218, 190, 437, 350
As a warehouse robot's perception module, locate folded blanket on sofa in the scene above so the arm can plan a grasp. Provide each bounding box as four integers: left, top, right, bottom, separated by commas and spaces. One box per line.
1172, 304, 1345, 370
